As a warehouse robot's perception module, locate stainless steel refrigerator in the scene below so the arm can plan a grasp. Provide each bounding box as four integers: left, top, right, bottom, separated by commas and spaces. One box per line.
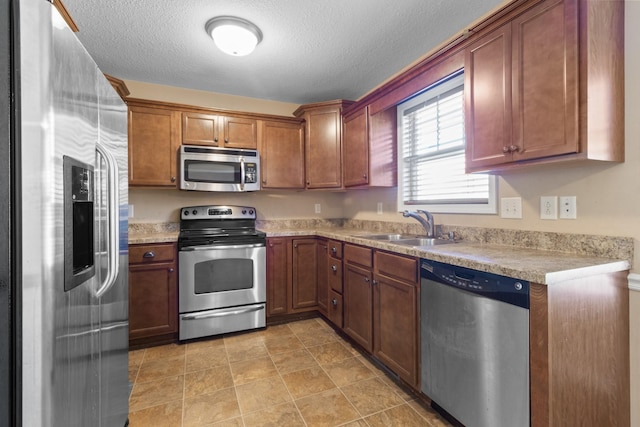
0, 0, 129, 425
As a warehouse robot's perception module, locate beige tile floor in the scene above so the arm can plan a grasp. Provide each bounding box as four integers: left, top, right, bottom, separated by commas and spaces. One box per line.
128, 317, 453, 427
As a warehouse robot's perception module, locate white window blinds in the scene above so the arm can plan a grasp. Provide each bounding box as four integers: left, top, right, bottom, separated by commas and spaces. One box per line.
397, 73, 496, 214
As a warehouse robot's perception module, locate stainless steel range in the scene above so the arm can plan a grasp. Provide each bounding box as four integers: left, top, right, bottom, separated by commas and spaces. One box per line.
178, 205, 266, 340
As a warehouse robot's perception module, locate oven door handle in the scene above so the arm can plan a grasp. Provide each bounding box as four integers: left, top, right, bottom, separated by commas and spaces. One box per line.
180, 243, 265, 251
181, 304, 265, 320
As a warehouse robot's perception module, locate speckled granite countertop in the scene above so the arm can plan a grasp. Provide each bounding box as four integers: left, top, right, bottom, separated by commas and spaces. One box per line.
128, 220, 632, 285
129, 223, 179, 244
262, 227, 632, 285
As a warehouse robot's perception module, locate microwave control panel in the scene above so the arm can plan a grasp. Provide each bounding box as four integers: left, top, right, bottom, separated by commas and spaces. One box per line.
245, 163, 258, 183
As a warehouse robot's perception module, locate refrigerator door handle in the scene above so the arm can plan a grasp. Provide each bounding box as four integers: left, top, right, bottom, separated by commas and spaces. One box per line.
95, 143, 120, 298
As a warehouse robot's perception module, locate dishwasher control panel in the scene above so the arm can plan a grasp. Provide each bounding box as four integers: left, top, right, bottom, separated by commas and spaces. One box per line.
420, 259, 529, 308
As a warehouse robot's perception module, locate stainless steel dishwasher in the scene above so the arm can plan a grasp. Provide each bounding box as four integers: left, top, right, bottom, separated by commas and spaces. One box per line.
420, 259, 530, 427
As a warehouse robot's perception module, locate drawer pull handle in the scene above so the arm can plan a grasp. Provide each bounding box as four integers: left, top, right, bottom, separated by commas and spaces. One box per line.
331, 247, 337, 254
168, 268, 174, 273
331, 265, 337, 272
143, 251, 155, 258
331, 299, 338, 306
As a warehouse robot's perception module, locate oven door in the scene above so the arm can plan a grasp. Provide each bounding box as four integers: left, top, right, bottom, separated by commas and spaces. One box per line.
179, 243, 266, 313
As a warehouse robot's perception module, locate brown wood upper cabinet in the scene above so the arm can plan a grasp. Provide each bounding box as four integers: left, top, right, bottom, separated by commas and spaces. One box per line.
465, 0, 623, 173
259, 120, 305, 189
342, 105, 397, 188
128, 103, 180, 187
182, 112, 257, 149
294, 100, 353, 189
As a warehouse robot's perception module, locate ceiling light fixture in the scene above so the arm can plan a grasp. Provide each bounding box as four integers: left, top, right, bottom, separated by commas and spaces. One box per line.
205, 16, 263, 57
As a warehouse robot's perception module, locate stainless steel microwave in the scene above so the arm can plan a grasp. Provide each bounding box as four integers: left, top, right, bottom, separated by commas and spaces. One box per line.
180, 145, 260, 192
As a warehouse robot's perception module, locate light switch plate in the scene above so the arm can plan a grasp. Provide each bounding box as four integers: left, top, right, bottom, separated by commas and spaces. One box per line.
314, 203, 321, 214
500, 197, 522, 219
540, 196, 557, 220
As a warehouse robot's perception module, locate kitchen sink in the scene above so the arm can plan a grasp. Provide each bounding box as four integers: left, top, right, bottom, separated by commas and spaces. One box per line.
353, 234, 457, 247
394, 237, 455, 247
354, 233, 419, 241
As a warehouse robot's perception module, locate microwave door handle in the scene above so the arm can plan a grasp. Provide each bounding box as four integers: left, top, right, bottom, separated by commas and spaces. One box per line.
95, 143, 120, 298
240, 157, 245, 191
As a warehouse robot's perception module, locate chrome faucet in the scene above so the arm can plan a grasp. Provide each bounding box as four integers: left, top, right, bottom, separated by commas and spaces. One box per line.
403, 210, 435, 238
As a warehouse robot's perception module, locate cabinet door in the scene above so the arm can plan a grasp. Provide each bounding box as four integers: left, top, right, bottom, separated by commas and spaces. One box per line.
343, 106, 369, 187
128, 105, 180, 187
129, 262, 177, 341
511, 0, 578, 161
223, 116, 258, 149
343, 263, 373, 352
316, 240, 329, 315
368, 108, 397, 187
260, 120, 305, 189
465, 24, 513, 171
305, 107, 343, 188
266, 237, 290, 317
182, 112, 221, 146
291, 239, 318, 311
373, 273, 419, 387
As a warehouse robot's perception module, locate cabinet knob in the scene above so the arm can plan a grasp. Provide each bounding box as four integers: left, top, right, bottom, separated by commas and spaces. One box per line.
170, 176, 176, 183
331, 247, 337, 254
331, 299, 338, 306
372, 279, 378, 286
214, 137, 219, 142
502, 146, 510, 154
331, 265, 337, 272
168, 268, 174, 273
294, 244, 298, 248
363, 174, 367, 179
364, 277, 370, 283
225, 138, 229, 143
262, 179, 267, 184
509, 145, 520, 152
143, 251, 155, 258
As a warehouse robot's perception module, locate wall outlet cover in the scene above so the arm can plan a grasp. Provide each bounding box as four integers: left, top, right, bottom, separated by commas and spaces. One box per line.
314, 203, 321, 214
540, 196, 557, 220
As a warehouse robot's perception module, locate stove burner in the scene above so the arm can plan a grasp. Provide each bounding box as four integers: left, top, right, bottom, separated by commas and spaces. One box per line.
178, 205, 265, 249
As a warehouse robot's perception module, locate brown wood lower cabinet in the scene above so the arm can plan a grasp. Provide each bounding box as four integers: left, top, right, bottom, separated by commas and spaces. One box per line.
128, 243, 178, 347
529, 272, 630, 427
266, 237, 319, 318
343, 244, 419, 388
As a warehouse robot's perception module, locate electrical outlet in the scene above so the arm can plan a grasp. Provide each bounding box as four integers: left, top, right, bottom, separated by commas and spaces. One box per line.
377, 202, 383, 215
128, 204, 134, 218
540, 196, 557, 220
314, 203, 321, 214
500, 197, 522, 219
559, 196, 577, 219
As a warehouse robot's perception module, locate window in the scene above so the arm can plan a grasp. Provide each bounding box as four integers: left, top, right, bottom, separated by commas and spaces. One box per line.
397, 72, 497, 214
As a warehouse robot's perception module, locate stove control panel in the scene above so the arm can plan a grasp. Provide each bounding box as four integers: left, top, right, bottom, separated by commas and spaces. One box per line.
181, 205, 256, 220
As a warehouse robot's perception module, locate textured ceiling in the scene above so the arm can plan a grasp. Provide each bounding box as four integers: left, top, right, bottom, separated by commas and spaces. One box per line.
63, 0, 505, 105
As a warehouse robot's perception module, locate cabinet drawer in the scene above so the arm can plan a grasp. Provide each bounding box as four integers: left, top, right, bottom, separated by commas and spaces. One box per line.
328, 240, 343, 259
328, 290, 343, 328
344, 244, 372, 268
130, 243, 176, 264
374, 251, 418, 284
328, 259, 343, 293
